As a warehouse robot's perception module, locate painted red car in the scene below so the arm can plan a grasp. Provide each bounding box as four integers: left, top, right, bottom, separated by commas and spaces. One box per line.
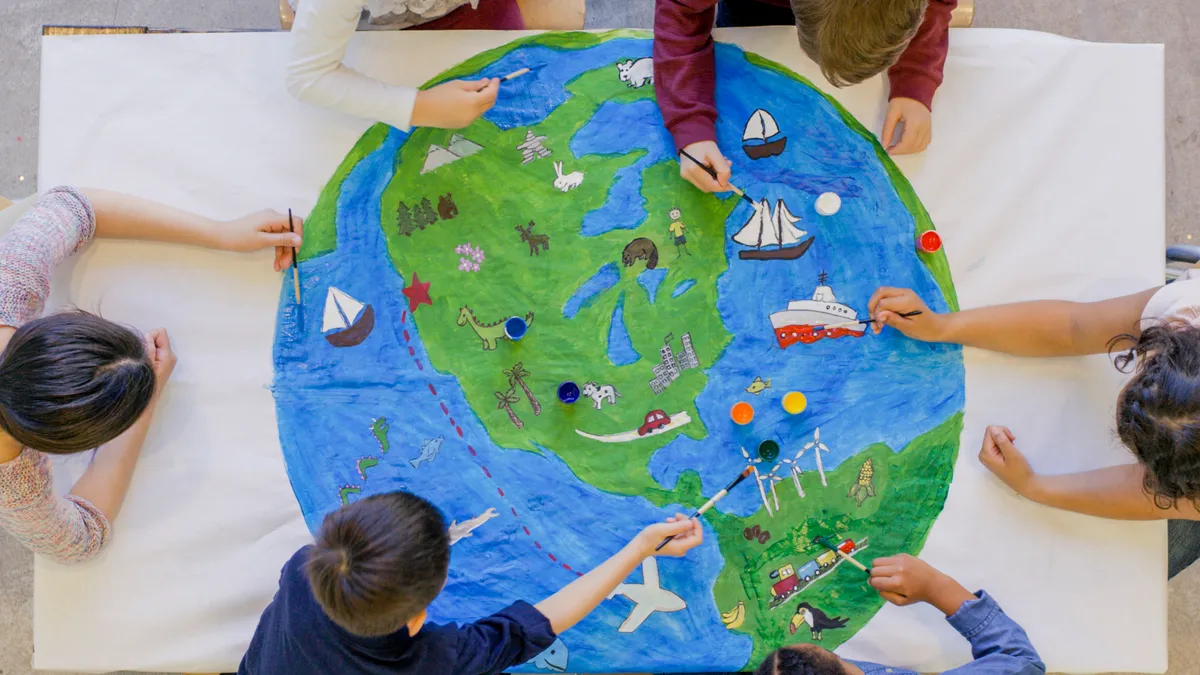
638, 410, 670, 436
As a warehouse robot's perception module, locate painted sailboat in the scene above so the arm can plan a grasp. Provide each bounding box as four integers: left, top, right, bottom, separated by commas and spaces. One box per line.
742, 109, 787, 159
733, 199, 814, 261
323, 287, 376, 348
769, 273, 865, 348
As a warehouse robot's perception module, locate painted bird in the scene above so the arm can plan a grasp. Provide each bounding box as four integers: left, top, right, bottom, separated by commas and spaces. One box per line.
745, 376, 771, 395
789, 602, 848, 641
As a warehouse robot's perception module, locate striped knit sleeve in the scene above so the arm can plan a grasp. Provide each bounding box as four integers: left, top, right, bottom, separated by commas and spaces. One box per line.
0, 448, 110, 563
0, 186, 97, 328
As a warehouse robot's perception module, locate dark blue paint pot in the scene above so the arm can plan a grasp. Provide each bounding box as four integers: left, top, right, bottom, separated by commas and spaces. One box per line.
504, 317, 528, 340
557, 381, 580, 404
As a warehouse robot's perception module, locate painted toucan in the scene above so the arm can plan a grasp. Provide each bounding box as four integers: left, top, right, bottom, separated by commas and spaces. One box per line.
789, 602, 849, 641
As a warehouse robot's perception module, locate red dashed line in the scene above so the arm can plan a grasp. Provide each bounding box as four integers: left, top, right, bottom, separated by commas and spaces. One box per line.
403, 330, 410, 342
401, 311, 407, 323
408, 346, 415, 356
411, 348, 575, 574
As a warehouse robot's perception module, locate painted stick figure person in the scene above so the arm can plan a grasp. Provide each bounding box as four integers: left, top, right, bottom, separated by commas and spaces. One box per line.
667, 207, 691, 257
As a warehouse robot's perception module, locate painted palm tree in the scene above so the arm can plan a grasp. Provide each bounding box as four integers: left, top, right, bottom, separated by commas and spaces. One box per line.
504, 362, 541, 416
495, 388, 524, 429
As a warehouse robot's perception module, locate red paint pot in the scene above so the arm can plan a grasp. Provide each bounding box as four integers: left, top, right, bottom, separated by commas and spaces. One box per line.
918, 230, 942, 253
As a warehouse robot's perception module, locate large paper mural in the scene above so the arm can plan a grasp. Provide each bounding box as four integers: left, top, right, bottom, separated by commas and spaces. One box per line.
273, 30, 965, 673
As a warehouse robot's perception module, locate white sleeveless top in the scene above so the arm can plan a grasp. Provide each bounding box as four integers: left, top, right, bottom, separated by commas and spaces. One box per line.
1143, 270, 1200, 327
290, 0, 478, 30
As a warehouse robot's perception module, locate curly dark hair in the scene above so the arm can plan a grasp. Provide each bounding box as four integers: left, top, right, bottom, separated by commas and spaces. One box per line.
1112, 322, 1200, 509
755, 645, 846, 675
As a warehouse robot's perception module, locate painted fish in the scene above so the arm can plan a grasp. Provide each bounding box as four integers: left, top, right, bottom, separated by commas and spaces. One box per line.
410, 436, 444, 469
532, 638, 569, 672
448, 507, 499, 545
745, 376, 771, 395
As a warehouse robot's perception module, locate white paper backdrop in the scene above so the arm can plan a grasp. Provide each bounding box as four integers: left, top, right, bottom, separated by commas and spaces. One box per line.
34, 28, 1165, 673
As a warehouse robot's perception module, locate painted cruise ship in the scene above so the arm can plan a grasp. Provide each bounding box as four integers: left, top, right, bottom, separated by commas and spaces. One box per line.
770, 274, 865, 348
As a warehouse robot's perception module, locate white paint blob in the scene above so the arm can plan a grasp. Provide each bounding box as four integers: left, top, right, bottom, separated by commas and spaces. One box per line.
815, 192, 841, 216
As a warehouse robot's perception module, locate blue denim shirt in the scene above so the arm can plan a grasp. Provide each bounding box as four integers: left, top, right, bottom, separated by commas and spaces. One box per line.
850, 591, 1045, 675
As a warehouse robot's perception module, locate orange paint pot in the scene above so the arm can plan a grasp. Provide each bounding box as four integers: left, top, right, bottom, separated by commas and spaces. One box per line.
731, 401, 755, 425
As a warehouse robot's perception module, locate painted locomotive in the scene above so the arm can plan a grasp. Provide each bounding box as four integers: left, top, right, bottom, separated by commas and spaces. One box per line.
767, 537, 865, 609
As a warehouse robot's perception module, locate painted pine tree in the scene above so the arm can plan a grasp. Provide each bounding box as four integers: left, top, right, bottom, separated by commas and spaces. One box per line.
396, 201, 415, 236
415, 197, 438, 230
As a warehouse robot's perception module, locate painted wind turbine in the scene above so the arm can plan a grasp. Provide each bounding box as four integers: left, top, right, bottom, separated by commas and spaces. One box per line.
740, 446, 775, 516
800, 428, 831, 487
773, 454, 807, 499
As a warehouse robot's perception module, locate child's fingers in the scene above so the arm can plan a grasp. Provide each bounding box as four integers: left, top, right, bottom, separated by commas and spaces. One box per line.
878, 590, 907, 605
881, 107, 903, 148
868, 575, 904, 593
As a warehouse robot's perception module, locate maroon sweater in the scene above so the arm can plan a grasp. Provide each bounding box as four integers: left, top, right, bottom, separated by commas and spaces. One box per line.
653, 0, 956, 150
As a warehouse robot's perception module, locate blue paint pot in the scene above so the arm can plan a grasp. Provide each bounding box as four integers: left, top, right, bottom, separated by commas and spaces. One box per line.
504, 316, 528, 341
557, 381, 580, 404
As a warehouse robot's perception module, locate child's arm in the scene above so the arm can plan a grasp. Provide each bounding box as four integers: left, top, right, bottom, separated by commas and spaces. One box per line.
979, 425, 1200, 520
882, 0, 957, 154
534, 515, 701, 634
870, 554, 1046, 674
868, 286, 1159, 357
83, 188, 302, 272
286, 0, 498, 130
67, 329, 174, 524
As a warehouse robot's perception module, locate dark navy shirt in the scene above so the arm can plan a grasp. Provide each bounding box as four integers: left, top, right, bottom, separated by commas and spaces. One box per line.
850, 591, 1046, 675
238, 546, 557, 675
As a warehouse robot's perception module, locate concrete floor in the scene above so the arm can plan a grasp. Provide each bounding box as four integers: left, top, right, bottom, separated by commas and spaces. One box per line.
0, 1, 1198, 674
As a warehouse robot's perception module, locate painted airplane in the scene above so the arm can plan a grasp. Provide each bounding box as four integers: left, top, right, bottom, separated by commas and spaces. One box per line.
607, 557, 687, 633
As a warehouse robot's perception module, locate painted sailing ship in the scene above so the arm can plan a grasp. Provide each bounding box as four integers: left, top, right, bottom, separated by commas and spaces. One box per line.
322, 286, 376, 348
733, 198, 814, 261
742, 109, 787, 159
769, 273, 865, 348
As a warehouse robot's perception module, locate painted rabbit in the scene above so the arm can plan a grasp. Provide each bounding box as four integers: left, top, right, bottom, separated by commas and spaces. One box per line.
553, 160, 584, 192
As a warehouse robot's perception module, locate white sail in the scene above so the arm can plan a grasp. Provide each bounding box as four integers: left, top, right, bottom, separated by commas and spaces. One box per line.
773, 200, 807, 245
742, 109, 781, 142
322, 287, 365, 333
732, 199, 778, 247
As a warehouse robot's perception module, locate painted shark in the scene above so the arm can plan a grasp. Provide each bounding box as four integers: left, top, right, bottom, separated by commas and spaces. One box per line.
448, 507, 499, 545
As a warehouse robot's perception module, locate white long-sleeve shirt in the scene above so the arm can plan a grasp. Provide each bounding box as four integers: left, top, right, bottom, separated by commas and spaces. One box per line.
285, 0, 426, 130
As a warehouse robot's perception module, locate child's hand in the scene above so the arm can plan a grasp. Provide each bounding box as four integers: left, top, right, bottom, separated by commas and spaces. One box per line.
678, 141, 732, 193
870, 554, 974, 616
145, 328, 177, 396
882, 97, 932, 155
411, 79, 500, 129
633, 514, 703, 558
978, 425, 1035, 495
867, 287, 943, 340
218, 210, 304, 272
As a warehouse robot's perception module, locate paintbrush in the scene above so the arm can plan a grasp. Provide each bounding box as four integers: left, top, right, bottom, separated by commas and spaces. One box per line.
815, 310, 923, 332
288, 209, 301, 305
476, 67, 533, 91
655, 466, 754, 552
815, 535, 870, 574
678, 147, 756, 206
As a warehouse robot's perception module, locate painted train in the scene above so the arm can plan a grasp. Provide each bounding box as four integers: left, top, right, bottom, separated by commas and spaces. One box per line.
767, 537, 866, 609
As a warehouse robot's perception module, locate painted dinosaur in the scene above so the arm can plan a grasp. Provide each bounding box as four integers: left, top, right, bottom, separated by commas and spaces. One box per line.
457, 306, 535, 351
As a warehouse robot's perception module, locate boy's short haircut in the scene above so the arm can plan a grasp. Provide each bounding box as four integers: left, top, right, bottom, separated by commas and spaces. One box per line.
756, 645, 846, 675
791, 0, 928, 87
306, 491, 450, 637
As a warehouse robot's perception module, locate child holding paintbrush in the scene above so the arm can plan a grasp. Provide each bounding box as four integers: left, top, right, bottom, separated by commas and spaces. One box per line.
755, 554, 1045, 675
286, 0, 525, 130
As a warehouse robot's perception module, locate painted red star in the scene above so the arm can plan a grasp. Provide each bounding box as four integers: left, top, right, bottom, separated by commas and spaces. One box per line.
402, 272, 433, 312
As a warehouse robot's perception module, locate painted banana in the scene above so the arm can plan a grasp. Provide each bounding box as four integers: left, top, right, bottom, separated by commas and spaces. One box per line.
720, 600, 746, 630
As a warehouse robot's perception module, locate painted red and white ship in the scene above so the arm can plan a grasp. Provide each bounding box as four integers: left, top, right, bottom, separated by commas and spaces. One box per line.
770, 274, 865, 348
